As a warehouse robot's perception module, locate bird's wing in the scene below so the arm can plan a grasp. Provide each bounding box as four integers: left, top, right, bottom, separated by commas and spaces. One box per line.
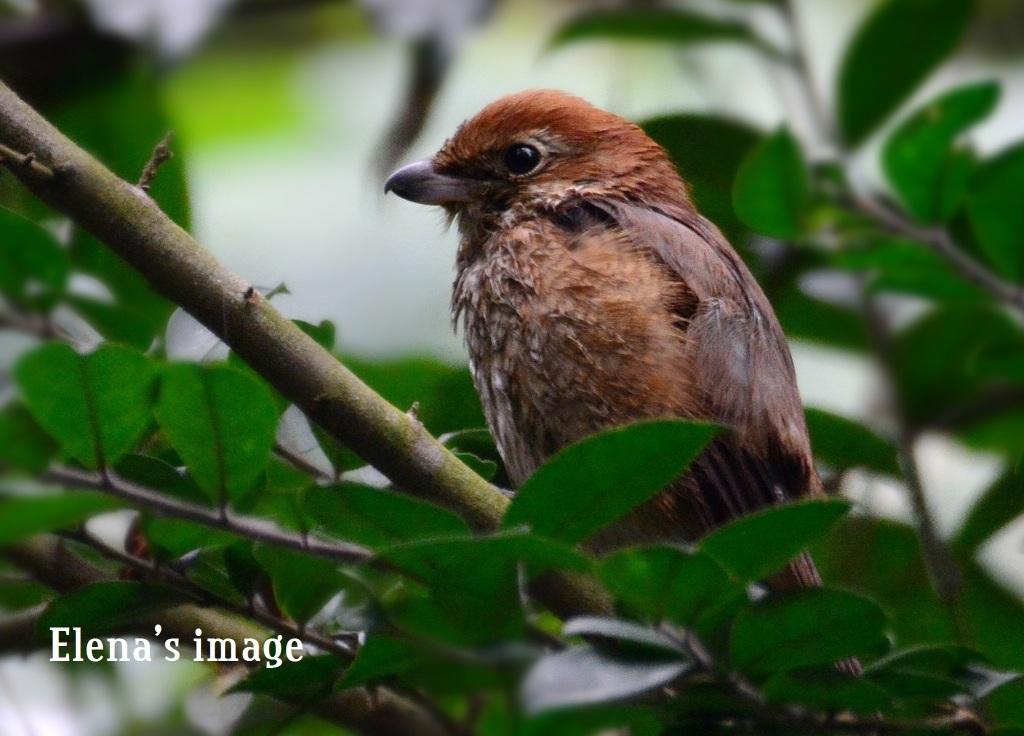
590, 199, 823, 530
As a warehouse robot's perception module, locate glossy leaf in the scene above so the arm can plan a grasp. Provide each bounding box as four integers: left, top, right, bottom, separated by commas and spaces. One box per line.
343, 354, 484, 435
0, 206, 68, 305
884, 81, 999, 222
154, 363, 279, 505
305, 484, 469, 549
986, 678, 1024, 728
0, 493, 120, 545
833, 238, 983, 302
338, 635, 428, 689
599, 546, 735, 628
503, 420, 717, 545
522, 645, 689, 714
66, 296, 154, 351
643, 115, 762, 240
0, 404, 57, 473
16, 343, 157, 469
549, 8, 776, 56
954, 471, 1024, 554
892, 305, 1024, 426
730, 588, 887, 675
837, 0, 974, 146
805, 408, 899, 476
381, 531, 588, 645
764, 668, 891, 713
562, 616, 685, 654
968, 142, 1024, 281
232, 655, 345, 702
38, 582, 183, 637
732, 127, 809, 239
252, 544, 349, 624
701, 499, 849, 582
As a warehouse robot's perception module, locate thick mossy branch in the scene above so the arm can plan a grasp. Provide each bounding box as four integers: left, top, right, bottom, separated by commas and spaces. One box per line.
0, 80, 503, 532
4, 536, 449, 736
0, 81, 612, 619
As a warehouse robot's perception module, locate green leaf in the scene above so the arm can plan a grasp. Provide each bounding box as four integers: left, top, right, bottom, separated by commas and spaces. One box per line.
154, 363, 279, 505
56, 65, 188, 339
294, 319, 336, 350
0, 206, 68, 305
892, 305, 1024, 427
732, 127, 809, 239
66, 296, 155, 351
252, 544, 349, 624
38, 581, 183, 637
305, 484, 469, 549
503, 420, 717, 545
338, 635, 428, 689
832, 238, 984, 302
866, 644, 984, 702
380, 531, 588, 645
954, 471, 1024, 554
232, 654, 345, 702
986, 678, 1024, 728
0, 493, 121, 545
968, 142, 1024, 281
343, 354, 484, 435
524, 706, 662, 736
15, 343, 157, 469
764, 668, 891, 713
701, 499, 849, 582
521, 645, 690, 713
730, 588, 887, 675
837, 0, 974, 146
884, 81, 999, 222
115, 454, 207, 505
549, 8, 776, 56
816, 516, 1024, 672
643, 115, 762, 241
562, 616, 685, 655
599, 546, 736, 629
142, 518, 235, 559
0, 404, 57, 473
805, 408, 899, 476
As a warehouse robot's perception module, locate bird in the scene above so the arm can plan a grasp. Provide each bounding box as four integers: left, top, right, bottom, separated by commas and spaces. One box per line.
385, 89, 827, 595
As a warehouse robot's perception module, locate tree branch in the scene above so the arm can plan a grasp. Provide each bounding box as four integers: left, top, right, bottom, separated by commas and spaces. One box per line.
44, 465, 372, 565
2, 535, 450, 736
0, 79, 612, 619
137, 131, 174, 192
850, 192, 1024, 316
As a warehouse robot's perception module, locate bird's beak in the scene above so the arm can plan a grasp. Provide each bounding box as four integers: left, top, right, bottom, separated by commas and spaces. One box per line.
384, 160, 481, 206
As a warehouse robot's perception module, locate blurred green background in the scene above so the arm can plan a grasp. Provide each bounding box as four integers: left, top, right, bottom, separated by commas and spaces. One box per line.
1, 0, 1023, 734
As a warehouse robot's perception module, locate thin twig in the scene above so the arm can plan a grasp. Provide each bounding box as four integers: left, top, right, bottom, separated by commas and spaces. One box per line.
849, 192, 1024, 315
274, 442, 335, 483
676, 629, 986, 735
137, 132, 174, 192
0, 142, 55, 180
44, 465, 372, 565
779, 0, 967, 612
0, 311, 57, 340
862, 295, 963, 611
62, 528, 358, 659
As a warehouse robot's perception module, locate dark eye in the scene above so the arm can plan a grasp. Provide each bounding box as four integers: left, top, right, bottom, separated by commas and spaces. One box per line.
503, 143, 541, 175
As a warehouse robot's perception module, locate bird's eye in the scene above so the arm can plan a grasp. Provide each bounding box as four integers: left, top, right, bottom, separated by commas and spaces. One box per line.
503, 143, 541, 175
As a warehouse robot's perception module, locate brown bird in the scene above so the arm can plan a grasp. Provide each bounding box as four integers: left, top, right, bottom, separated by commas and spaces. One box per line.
385, 89, 825, 592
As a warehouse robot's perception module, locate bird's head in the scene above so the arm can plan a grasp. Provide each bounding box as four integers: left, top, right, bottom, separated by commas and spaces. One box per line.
385, 89, 692, 231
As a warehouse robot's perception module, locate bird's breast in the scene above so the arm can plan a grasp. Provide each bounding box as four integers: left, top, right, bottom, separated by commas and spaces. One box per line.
452, 222, 697, 486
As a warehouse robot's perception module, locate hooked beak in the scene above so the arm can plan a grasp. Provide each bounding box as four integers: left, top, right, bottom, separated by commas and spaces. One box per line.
384, 160, 482, 206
